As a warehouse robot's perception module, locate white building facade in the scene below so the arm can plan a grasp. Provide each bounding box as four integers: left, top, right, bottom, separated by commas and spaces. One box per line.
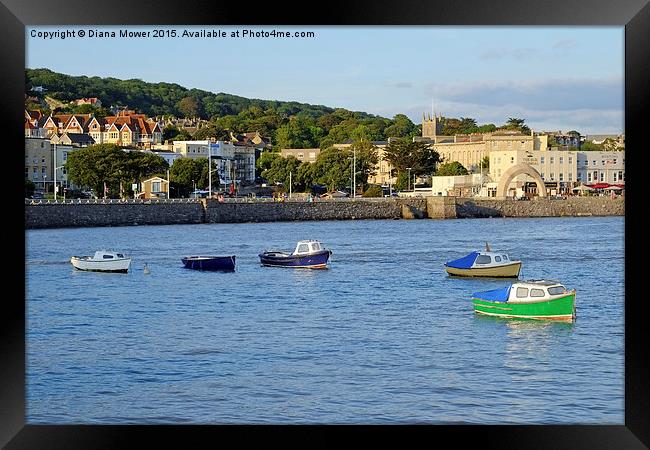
577, 151, 625, 184
173, 140, 256, 186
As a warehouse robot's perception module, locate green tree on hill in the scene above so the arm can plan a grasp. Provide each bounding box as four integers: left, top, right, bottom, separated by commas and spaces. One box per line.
261, 155, 302, 189
178, 96, 201, 118
312, 147, 353, 191
435, 161, 469, 176
66, 144, 168, 198
383, 138, 441, 190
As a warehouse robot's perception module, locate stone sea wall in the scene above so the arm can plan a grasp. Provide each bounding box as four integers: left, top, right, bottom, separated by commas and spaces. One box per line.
24, 196, 623, 229
25, 199, 204, 229
452, 197, 625, 218
204, 198, 427, 223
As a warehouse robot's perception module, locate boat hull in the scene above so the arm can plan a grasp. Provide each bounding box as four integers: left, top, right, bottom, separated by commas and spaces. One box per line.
472, 291, 576, 321
70, 257, 131, 273
182, 256, 236, 271
259, 249, 331, 269
446, 261, 522, 278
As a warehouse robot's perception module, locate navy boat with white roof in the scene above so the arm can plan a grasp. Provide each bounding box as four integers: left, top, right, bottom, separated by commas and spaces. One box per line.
259, 240, 332, 269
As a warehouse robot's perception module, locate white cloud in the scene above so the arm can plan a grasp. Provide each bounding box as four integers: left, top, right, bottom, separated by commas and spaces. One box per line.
424, 77, 623, 112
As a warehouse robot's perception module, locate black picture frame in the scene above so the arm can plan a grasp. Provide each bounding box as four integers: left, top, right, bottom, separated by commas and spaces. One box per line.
4, 0, 647, 447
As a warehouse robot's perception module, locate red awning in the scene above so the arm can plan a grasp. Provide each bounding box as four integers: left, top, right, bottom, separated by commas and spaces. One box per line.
588, 183, 611, 189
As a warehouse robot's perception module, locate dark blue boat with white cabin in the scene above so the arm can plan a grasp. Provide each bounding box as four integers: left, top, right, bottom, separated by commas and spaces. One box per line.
259, 240, 332, 269
181, 255, 236, 271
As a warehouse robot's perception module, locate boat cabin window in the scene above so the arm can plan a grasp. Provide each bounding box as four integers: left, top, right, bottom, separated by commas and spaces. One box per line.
475, 255, 492, 264
297, 243, 310, 253
502, 255, 509, 260
102, 254, 114, 259
547, 286, 566, 295
494, 256, 502, 262
310, 242, 321, 252
530, 288, 545, 297
117, 254, 124, 258
516, 287, 529, 298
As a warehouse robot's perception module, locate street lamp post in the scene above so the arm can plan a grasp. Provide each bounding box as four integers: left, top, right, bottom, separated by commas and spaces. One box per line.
54, 166, 65, 200
53, 143, 57, 200
289, 171, 292, 198
208, 141, 215, 198
406, 167, 412, 191
353, 146, 356, 198
167, 169, 170, 199
192, 179, 196, 197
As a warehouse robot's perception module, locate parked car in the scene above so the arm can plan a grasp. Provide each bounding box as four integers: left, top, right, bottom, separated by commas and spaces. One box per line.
65, 189, 91, 199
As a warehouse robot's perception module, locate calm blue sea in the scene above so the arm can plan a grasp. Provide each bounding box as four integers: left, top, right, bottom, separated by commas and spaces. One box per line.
25, 216, 624, 424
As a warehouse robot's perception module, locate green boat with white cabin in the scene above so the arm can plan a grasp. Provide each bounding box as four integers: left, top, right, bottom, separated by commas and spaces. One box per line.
472, 280, 576, 322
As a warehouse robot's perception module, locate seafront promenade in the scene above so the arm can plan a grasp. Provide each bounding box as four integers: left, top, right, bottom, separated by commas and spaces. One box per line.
24, 196, 624, 229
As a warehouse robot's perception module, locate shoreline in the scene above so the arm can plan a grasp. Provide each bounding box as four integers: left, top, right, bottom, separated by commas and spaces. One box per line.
25, 196, 624, 229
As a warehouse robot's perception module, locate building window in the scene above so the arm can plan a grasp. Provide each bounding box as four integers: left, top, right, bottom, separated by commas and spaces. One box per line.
540, 156, 545, 164
550, 157, 554, 164
550, 173, 555, 181
510, 157, 514, 164
569, 157, 572, 164
559, 173, 564, 181
600, 172, 604, 182
560, 157, 564, 164
541, 172, 545, 180
568, 173, 573, 181
619, 171, 623, 181
613, 172, 617, 182
588, 172, 592, 182
152, 181, 161, 192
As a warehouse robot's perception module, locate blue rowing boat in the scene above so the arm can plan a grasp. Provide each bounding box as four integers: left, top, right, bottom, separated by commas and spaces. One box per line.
181, 255, 236, 271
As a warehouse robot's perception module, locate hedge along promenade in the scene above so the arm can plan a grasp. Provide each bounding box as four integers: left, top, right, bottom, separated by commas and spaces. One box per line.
24, 196, 624, 229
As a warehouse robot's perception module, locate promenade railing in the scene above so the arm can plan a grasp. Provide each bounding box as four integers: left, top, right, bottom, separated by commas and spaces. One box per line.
25, 196, 405, 205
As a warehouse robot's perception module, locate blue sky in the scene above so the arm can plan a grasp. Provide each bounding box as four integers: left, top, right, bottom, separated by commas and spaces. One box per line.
27, 26, 624, 134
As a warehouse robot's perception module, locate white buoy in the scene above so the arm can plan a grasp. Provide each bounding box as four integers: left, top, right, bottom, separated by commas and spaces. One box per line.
143, 263, 151, 275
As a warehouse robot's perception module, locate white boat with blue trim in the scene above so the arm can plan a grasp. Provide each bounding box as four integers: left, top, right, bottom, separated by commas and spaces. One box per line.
445, 243, 522, 278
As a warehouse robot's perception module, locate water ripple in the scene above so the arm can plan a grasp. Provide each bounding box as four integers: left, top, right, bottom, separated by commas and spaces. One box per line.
25, 217, 624, 424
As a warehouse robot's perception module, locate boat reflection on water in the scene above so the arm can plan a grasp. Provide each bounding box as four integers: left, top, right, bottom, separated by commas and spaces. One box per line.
473, 313, 575, 331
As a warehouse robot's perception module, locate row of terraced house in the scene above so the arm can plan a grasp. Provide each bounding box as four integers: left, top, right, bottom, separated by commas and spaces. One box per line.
25, 109, 263, 196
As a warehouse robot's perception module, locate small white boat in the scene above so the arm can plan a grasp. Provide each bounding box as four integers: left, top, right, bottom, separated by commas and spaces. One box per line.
70, 250, 132, 273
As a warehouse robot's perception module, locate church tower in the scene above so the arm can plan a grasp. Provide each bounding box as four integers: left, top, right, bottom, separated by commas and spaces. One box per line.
422, 112, 442, 139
